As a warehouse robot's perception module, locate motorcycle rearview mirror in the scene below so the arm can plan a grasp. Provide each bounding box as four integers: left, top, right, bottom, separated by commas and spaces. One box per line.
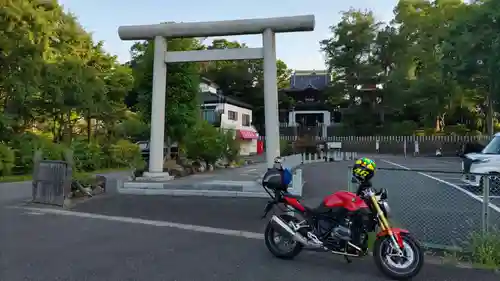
379, 188, 388, 200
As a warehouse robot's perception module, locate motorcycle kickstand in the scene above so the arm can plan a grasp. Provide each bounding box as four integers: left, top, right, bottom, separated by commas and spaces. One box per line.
343, 255, 352, 264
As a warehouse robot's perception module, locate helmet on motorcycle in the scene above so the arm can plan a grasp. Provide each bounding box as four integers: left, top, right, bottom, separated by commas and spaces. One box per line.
352, 157, 376, 182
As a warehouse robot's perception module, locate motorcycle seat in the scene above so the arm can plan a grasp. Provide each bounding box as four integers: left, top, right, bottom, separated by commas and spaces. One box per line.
304, 204, 330, 215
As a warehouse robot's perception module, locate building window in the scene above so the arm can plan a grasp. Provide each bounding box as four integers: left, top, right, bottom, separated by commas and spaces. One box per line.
202, 109, 216, 124
228, 110, 238, 121
242, 114, 251, 126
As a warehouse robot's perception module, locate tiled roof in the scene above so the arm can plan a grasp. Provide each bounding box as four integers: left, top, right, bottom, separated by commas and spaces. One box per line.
290, 73, 330, 90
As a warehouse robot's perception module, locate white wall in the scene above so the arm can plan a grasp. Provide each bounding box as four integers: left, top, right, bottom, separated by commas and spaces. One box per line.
204, 102, 258, 156
199, 81, 218, 94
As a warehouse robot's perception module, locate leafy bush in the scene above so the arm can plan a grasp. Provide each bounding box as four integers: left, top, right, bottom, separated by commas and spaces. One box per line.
221, 130, 240, 163
385, 121, 418, 135
0, 143, 15, 176
108, 139, 145, 170
41, 141, 67, 161
8, 133, 67, 174
280, 139, 293, 156
114, 115, 149, 141
469, 230, 500, 268
184, 121, 225, 165
70, 139, 105, 172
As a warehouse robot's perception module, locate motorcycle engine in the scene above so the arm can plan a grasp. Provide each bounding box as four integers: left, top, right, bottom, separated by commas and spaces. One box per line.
332, 219, 352, 241
316, 217, 352, 242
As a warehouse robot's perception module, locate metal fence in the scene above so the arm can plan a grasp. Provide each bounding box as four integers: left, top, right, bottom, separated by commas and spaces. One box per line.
32, 160, 72, 206
347, 167, 500, 251
258, 135, 492, 156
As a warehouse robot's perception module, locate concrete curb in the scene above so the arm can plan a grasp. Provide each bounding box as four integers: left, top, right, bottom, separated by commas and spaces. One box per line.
117, 188, 270, 198
118, 170, 305, 198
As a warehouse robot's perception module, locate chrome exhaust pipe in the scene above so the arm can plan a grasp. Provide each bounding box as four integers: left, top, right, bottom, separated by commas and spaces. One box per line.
270, 215, 321, 248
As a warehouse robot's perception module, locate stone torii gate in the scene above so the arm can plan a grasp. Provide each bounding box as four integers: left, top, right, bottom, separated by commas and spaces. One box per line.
118, 15, 315, 178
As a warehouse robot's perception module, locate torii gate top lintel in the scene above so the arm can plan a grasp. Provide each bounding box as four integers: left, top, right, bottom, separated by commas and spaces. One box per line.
118, 15, 315, 40
126, 14, 316, 175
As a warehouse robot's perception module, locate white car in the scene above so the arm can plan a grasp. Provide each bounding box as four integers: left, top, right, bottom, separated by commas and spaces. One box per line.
461, 133, 500, 189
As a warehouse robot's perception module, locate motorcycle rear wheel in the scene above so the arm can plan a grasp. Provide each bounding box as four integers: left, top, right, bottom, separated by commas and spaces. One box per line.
373, 233, 424, 280
264, 214, 303, 260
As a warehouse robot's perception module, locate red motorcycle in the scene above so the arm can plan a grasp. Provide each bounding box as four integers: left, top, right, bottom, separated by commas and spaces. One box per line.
261, 178, 424, 280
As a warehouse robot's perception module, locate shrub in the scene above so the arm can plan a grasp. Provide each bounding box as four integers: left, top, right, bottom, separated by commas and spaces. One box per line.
469, 230, 500, 268
280, 139, 293, 156
108, 139, 145, 170
114, 115, 149, 141
0, 143, 15, 176
8, 133, 67, 174
41, 141, 67, 161
221, 130, 240, 163
184, 121, 225, 165
70, 139, 105, 172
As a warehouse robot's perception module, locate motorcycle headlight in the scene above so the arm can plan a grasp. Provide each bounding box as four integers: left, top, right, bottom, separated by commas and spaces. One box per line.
380, 201, 391, 217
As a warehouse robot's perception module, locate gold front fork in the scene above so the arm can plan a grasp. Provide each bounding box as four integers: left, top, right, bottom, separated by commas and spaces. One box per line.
369, 195, 402, 251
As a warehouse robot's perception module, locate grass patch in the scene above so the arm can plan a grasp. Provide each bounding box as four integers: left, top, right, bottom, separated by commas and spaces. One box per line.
0, 167, 130, 183
469, 229, 500, 269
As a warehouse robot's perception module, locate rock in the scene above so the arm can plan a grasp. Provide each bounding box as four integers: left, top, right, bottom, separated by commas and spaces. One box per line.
199, 161, 206, 172
207, 164, 214, 171
95, 175, 107, 191
133, 169, 143, 179
92, 186, 105, 195
215, 162, 225, 169
184, 166, 194, 175
83, 187, 92, 195
178, 157, 193, 168
192, 160, 202, 173
164, 160, 186, 177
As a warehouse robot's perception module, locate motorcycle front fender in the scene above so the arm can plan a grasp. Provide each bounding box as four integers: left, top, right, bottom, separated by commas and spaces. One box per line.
376, 227, 409, 249
376, 227, 409, 238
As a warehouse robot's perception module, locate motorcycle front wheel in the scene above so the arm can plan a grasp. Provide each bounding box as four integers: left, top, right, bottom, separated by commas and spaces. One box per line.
373, 233, 424, 280
264, 214, 303, 260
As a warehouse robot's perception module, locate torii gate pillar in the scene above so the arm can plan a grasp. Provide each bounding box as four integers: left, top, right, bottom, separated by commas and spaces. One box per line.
118, 15, 315, 176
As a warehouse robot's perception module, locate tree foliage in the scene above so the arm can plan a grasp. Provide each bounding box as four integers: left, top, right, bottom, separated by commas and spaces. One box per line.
320, 0, 500, 135
128, 38, 202, 144
201, 39, 293, 133
0, 0, 141, 174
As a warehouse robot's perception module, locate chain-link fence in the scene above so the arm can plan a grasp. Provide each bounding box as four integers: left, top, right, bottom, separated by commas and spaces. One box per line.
347, 167, 500, 251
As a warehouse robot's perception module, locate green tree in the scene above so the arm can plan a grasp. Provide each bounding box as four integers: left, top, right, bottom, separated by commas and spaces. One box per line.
202, 39, 292, 132
130, 38, 201, 144
441, 0, 500, 134
184, 121, 225, 165
320, 9, 383, 134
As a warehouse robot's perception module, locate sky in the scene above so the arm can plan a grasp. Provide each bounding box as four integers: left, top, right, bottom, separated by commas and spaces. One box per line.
58, 0, 398, 70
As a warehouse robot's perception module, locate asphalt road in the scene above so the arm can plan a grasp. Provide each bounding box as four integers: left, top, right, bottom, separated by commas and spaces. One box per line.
2, 198, 499, 281
301, 155, 500, 249
1, 158, 500, 280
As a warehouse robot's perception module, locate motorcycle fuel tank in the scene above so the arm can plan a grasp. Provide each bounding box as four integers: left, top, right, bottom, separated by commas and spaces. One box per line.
322, 191, 368, 212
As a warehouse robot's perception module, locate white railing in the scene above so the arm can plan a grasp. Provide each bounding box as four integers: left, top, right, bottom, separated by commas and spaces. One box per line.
259, 135, 492, 142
